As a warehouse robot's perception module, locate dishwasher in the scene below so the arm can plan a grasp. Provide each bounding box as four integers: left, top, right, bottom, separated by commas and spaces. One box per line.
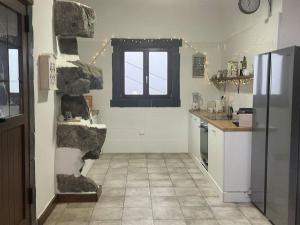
200, 121, 208, 169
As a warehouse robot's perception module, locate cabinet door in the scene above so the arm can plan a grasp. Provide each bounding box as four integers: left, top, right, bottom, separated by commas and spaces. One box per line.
188, 114, 193, 154
192, 115, 201, 159
208, 124, 224, 190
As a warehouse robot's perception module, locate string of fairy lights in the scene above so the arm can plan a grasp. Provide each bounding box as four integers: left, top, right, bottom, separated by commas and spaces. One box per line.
89, 36, 210, 81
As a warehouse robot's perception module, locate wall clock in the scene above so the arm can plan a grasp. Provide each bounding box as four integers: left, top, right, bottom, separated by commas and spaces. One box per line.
238, 0, 261, 14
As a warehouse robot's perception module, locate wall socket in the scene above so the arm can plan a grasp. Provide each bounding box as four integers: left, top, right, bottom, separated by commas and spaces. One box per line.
139, 129, 145, 135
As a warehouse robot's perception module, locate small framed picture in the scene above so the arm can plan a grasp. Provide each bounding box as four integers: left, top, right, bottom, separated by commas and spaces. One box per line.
193, 53, 206, 78
227, 61, 239, 77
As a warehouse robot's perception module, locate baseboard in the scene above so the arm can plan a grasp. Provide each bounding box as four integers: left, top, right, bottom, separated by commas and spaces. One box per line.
37, 187, 101, 225
56, 192, 100, 203
37, 195, 57, 225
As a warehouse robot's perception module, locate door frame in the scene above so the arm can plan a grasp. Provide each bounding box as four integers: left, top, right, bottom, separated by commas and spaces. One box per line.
0, 0, 36, 224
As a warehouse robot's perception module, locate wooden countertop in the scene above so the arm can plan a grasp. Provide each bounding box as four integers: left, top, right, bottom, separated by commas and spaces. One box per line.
189, 110, 252, 132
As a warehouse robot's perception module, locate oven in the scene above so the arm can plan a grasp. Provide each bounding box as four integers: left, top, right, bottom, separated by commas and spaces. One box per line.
200, 121, 208, 169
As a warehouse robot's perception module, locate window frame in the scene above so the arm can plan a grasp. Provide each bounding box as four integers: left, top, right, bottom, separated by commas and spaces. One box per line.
111, 38, 182, 107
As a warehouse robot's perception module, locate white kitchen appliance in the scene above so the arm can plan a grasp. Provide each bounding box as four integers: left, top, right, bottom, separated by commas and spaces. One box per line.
192, 92, 202, 110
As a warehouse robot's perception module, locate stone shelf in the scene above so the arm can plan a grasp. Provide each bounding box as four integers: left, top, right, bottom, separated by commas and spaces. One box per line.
57, 121, 107, 160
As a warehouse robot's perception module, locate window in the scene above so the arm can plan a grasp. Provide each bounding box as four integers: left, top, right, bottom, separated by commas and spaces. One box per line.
111, 38, 182, 107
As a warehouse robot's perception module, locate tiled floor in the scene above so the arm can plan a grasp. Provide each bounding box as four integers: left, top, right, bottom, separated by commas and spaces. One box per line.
45, 153, 271, 225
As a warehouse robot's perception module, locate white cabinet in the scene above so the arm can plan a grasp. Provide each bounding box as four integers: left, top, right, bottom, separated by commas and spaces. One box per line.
207, 123, 252, 202
208, 124, 224, 190
188, 114, 201, 160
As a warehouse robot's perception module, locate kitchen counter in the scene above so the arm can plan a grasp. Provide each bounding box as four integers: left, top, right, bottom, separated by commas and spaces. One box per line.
189, 110, 252, 132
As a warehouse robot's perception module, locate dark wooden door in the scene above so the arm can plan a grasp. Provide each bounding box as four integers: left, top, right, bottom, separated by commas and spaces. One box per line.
0, 1, 30, 225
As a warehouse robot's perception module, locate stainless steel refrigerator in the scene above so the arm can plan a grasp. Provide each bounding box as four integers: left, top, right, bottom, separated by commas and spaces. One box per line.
251, 46, 300, 225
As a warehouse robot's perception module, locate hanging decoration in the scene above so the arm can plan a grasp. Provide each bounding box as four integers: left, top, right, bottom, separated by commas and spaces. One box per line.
89, 37, 210, 81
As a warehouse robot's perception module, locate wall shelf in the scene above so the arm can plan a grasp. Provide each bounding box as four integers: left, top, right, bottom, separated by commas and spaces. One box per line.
210, 75, 253, 93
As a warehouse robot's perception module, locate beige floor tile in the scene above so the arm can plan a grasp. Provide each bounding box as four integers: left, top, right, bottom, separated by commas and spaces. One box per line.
91, 207, 123, 221
103, 179, 127, 188
204, 197, 236, 207
124, 196, 152, 208
56, 222, 89, 225
150, 187, 176, 197
126, 187, 151, 196
187, 168, 202, 173
154, 220, 186, 225
44, 154, 271, 225
164, 153, 182, 159
122, 208, 153, 220
248, 219, 273, 225
198, 187, 219, 197
105, 173, 127, 180
128, 163, 147, 168
195, 181, 213, 189
166, 162, 185, 168
127, 173, 149, 180
153, 206, 184, 220
165, 159, 182, 163
150, 180, 173, 187
149, 173, 170, 180
170, 173, 192, 180
58, 208, 93, 222
148, 167, 168, 174
185, 220, 219, 225
87, 174, 106, 185
167, 167, 188, 173
175, 188, 201, 196
184, 163, 198, 168
128, 167, 148, 173
88, 167, 109, 175
147, 162, 166, 168
172, 179, 196, 188
122, 220, 154, 225
151, 196, 180, 207
67, 202, 96, 208
238, 206, 266, 220
181, 207, 214, 219
101, 188, 125, 197
190, 173, 204, 180
110, 162, 129, 169
108, 168, 128, 174
127, 180, 149, 187
44, 221, 56, 225
89, 221, 122, 225
211, 207, 246, 220
45, 203, 67, 222
178, 196, 207, 207
97, 196, 125, 208
217, 219, 251, 225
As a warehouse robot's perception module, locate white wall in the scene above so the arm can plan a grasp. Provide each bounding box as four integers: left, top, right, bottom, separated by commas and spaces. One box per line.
277, 0, 300, 48
218, 0, 282, 110
32, 0, 57, 218
77, 0, 222, 153
79, 42, 221, 153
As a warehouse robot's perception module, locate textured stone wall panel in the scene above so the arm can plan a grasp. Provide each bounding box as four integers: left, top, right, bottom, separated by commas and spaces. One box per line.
71, 61, 103, 90
58, 37, 78, 55
57, 174, 98, 193
54, 1, 96, 38
57, 124, 107, 159
61, 95, 90, 120
57, 63, 103, 95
